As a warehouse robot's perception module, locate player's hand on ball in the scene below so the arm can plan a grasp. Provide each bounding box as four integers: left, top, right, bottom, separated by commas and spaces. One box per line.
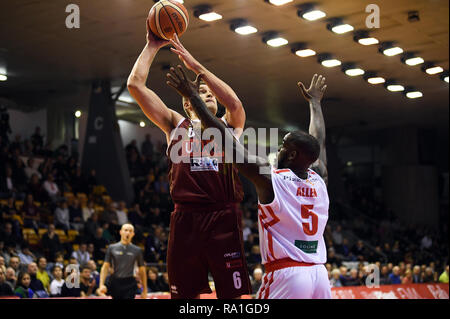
298, 74, 327, 102
169, 34, 202, 73
166, 65, 203, 98
146, 19, 170, 49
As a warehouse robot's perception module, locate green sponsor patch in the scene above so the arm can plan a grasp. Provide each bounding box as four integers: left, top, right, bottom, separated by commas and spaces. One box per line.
294, 240, 318, 254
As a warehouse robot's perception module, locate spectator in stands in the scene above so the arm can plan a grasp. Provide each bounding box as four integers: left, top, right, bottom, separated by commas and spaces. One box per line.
101, 202, 119, 229
159, 271, 169, 292
128, 203, 146, 230
86, 169, 98, 194
402, 269, 413, 284
327, 247, 342, 267
343, 268, 361, 286
60, 267, 81, 297
24, 157, 42, 180
388, 266, 402, 284
247, 245, 262, 265
18, 243, 36, 266
141, 134, 154, 158
116, 201, 128, 226
27, 262, 48, 297
71, 243, 90, 267
14, 271, 34, 298
92, 227, 108, 261
79, 266, 99, 297
0, 267, 14, 296
330, 269, 343, 287
36, 257, 50, 292
21, 193, 42, 232
8, 256, 21, 277
352, 240, 369, 261
377, 265, 392, 286
70, 166, 87, 195
439, 265, 449, 284
49, 265, 64, 297
5, 267, 16, 290
336, 238, 351, 259
82, 200, 95, 223
41, 224, 61, 262
0, 165, 25, 200
101, 223, 115, 242
87, 260, 100, 286
85, 212, 100, 242
1, 222, 22, 249
412, 265, 422, 283
11, 156, 28, 191
31, 127, 44, 154
28, 173, 46, 203
147, 267, 163, 292
87, 243, 95, 261
421, 234, 433, 250
54, 199, 70, 231
251, 267, 263, 294
69, 198, 84, 232
332, 225, 343, 247
422, 267, 436, 283
43, 173, 61, 202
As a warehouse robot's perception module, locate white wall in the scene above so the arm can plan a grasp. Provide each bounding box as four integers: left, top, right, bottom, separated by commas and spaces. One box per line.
118, 120, 166, 150
8, 108, 47, 142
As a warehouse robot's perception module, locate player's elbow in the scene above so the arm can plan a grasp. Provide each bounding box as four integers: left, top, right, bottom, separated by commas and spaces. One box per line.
228, 99, 244, 113
127, 75, 145, 92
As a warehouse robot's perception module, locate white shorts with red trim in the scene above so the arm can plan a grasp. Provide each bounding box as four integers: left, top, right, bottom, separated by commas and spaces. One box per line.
256, 264, 331, 299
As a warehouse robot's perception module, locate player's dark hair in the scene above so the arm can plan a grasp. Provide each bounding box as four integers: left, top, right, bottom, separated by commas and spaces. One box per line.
288, 130, 320, 165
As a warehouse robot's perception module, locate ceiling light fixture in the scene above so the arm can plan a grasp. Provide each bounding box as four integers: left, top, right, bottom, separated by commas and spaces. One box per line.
262, 31, 288, 47
404, 87, 423, 99
440, 71, 449, 83
230, 19, 258, 35
401, 52, 424, 66
326, 18, 354, 34
194, 5, 222, 22
421, 62, 444, 75
342, 63, 365, 76
363, 71, 385, 85
384, 79, 405, 92
379, 42, 403, 56
291, 42, 316, 57
266, 0, 293, 6
297, 4, 326, 21
0, 74, 6, 81
318, 53, 341, 68
353, 30, 379, 45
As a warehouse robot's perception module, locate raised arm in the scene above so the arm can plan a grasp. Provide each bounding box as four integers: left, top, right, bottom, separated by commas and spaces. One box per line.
166, 66, 273, 204
298, 74, 328, 184
127, 21, 184, 140
169, 34, 246, 136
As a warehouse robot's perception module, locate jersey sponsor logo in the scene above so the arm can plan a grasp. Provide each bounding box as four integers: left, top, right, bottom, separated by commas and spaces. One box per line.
226, 259, 243, 269
113, 251, 124, 256
126, 252, 134, 256
294, 240, 318, 254
190, 157, 219, 172
224, 252, 241, 259
296, 187, 318, 198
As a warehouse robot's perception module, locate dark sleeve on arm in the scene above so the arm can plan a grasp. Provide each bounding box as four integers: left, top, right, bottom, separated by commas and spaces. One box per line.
104, 246, 112, 264
137, 248, 145, 267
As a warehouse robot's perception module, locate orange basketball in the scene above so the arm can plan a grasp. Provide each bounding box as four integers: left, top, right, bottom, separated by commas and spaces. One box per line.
148, 0, 189, 40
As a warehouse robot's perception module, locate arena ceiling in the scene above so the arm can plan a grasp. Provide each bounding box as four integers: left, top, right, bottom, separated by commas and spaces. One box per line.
0, 0, 448, 133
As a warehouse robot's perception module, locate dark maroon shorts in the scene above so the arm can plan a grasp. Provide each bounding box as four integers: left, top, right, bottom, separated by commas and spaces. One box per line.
167, 203, 252, 299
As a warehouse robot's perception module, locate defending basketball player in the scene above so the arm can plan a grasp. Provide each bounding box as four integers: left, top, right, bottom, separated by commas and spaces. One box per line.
127, 23, 251, 299
166, 65, 331, 299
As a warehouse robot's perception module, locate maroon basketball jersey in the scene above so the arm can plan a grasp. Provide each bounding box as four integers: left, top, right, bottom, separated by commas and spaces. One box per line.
167, 118, 244, 207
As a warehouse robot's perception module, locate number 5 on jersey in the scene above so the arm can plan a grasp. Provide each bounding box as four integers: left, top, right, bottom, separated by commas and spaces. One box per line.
301, 205, 318, 236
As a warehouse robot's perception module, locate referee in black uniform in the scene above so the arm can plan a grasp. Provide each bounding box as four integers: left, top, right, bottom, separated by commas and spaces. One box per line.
98, 223, 147, 299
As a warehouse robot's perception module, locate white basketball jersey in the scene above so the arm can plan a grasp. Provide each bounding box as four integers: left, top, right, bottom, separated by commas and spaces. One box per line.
258, 167, 329, 265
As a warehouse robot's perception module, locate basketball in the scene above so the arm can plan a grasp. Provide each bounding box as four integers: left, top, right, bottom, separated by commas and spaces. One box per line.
148, 0, 189, 40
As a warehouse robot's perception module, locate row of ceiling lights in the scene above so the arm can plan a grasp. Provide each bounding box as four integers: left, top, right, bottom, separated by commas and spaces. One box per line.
191, 0, 449, 99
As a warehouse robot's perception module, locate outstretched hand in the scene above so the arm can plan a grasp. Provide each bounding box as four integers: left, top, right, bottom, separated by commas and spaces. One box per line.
166, 65, 203, 98
169, 33, 202, 73
298, 74, 327, 102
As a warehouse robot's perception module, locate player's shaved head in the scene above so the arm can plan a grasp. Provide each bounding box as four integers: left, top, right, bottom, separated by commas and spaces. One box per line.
277, 130, 320, 172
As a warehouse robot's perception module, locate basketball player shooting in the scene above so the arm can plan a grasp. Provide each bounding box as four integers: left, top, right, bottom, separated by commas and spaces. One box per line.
127, 23, 252, 299
166, 65, 331, 299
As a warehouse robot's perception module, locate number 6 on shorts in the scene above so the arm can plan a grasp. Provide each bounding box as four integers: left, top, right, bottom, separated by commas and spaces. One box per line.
233, 271, 242, 289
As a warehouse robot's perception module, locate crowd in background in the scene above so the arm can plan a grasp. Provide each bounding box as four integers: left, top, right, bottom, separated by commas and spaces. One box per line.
0, 114, 448, 298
